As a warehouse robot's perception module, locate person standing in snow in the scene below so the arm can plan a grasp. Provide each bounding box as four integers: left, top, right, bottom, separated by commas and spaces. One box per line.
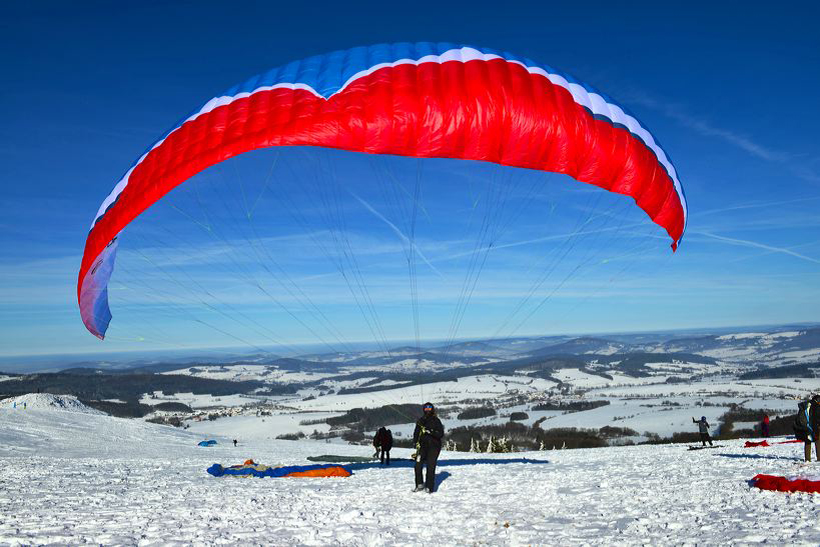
233, 439, 238, 447
760, 414, 770, 437
809, 395, 820, 462
413, 402, 444, 493
692, 416, 713, 447
794, 400, 814, 461
373, 426, 393, 465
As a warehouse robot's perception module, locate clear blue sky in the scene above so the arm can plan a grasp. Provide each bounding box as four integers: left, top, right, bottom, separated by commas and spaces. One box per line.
2, 1, 819, 359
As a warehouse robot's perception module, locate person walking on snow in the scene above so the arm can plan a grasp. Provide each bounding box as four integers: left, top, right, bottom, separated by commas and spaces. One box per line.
373, 426, 393, 465
693, 416, 713, 446
413, 402, 444, 493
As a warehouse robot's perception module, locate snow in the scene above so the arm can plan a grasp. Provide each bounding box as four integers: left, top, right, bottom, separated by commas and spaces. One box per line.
700, 347, 760, 359
0, 393, 104, 414
162, 365, 339, 384
552, 368, 613, 388
186, 411, 336, 439
779, 349, 820, 360
585, 344, 620, 355
2, 398, 820, 545
139, 391, 277, 408
717, 332, 768, 340
717, 331, 801, 342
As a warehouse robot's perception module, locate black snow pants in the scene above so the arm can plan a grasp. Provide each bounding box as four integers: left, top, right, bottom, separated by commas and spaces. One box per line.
414, 443, 441, 491
378, 447, 391, 465
700, 432, 713, 446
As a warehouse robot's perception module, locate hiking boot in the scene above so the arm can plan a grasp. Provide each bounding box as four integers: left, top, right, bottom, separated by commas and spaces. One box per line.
412, 484, 425, 492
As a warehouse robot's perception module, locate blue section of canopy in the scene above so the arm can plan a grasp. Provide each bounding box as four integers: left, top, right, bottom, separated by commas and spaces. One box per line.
198, 440, 217, 447
220, 42, 593, 99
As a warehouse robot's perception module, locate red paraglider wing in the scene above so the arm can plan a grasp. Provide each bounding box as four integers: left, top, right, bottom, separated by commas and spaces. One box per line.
79, 43, 687, 339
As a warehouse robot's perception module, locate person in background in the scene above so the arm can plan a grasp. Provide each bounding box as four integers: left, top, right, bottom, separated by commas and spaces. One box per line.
692, 416, 713, 447
373, 426, 393, 465
761, 414, 770, 437
233, 439, 238, 447
413, 402, 444, 493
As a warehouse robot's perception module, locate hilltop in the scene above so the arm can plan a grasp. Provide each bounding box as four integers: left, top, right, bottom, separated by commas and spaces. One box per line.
1, 399, 819, 545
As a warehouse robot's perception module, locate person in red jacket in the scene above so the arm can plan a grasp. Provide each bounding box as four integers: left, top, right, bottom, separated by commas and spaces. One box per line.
761, 414, 770, 437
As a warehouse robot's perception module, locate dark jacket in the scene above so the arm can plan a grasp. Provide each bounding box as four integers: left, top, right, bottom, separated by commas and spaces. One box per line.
373, 427, 393, 450
794, 401, 812, 441
413, 413, 444, 449
811, 400, 820, 433
693, 418, 710, 434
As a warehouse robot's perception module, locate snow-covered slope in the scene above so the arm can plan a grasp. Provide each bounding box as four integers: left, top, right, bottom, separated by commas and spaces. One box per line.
1, 396, 820, 545
0, 393, 105, 414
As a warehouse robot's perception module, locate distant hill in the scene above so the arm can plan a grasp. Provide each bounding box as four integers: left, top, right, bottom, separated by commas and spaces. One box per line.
0, 372, 295, 403
739, 362, 820, 380
429, 341, 511, 356
527, 337, 626, 357
342, 352, 491, 367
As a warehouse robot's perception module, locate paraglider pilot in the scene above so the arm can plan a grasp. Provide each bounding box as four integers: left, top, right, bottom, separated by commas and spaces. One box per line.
692, 416, 713, 447
812, 396, 820, 459
795, 395, 820, 462
373, 426, 393, 465
413, 402, 444, 493
794, 400, 814, 461
760, 414, 770, 438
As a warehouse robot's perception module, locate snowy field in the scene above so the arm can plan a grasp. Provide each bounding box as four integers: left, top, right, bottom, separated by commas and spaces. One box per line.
289, 375, 558, 412
185, 411, 336, 439
2, 394, 820, 545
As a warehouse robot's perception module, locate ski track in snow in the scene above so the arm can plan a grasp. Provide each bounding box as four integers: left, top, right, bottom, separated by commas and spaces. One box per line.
2, 405, 820, 545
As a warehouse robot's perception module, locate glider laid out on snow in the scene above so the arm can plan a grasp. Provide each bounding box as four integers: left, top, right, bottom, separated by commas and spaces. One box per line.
207, 462, 352, 478
744, 439, 803, 448
751, 474, 820, 494
78, 42, 687, 340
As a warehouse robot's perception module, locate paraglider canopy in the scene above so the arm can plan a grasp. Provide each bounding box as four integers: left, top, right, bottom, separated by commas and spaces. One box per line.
78, 42, 687, 340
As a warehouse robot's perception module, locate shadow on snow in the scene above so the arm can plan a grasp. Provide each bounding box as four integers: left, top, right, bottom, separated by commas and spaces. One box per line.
345, 457, 551, 472
715, 453, 802, 462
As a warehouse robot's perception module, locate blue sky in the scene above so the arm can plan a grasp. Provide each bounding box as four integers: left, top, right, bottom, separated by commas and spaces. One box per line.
2, 1, 819, 359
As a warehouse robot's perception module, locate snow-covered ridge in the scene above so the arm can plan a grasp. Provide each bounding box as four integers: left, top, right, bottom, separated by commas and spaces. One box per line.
0, 393, 104, 414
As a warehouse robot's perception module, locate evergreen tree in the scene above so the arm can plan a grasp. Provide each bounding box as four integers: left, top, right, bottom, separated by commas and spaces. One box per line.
496, 436, 509, 453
